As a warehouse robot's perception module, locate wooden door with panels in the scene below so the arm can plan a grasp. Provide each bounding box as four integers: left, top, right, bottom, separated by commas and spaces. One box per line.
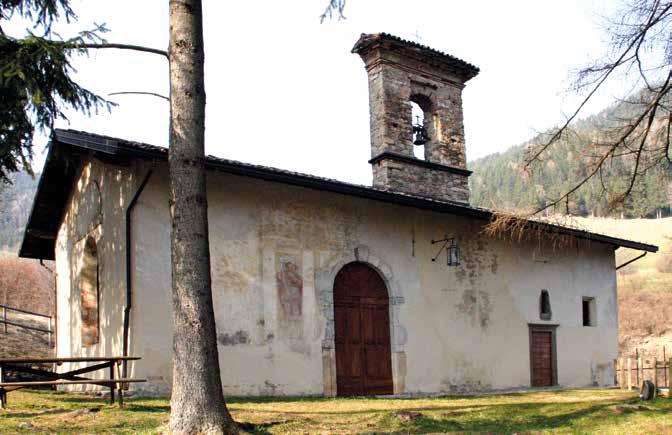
334, 262, 393, 396
529, 324, 557, 387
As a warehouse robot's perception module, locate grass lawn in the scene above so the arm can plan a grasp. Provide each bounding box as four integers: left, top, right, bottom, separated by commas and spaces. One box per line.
1, 389, 672, 433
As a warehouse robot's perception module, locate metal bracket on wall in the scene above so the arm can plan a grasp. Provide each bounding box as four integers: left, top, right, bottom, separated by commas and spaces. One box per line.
431, 235, 459, 266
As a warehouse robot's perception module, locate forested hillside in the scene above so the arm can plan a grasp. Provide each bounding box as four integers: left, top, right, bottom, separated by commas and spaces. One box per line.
469, 102, 672, 218
0, 171, 39, 252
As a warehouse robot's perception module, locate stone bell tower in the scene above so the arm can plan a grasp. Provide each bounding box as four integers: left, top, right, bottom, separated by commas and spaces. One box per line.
352, 33, 479, 203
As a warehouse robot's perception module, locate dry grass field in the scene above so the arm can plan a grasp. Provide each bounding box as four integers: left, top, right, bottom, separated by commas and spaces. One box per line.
0, 252, 54, 315
0, 252, 54, 361
0, 311, 53, 359
1, 389, 672, 434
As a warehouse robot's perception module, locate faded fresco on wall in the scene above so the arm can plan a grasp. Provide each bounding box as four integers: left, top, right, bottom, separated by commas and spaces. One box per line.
276, 253, 303, 341
80, 237, 99, 346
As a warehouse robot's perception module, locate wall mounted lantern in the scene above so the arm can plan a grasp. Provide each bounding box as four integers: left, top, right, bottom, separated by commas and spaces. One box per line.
431, 236, 460, 266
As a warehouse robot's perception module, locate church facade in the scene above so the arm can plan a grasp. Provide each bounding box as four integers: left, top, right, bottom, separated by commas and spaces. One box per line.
20, 34, 657, 396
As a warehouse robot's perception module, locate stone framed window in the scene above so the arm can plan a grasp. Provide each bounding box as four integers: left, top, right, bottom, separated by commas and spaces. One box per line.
81, 237, 100, 346
539, 290, 552, 320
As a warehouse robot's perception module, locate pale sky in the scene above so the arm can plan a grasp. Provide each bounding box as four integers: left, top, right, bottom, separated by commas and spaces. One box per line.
9, 0, 622, 185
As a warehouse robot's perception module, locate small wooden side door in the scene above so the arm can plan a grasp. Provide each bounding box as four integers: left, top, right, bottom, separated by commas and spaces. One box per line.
529, 325, 556, 387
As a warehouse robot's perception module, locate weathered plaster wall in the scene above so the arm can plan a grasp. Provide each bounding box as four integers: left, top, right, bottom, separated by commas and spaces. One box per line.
55, 159, 618, 396
55, 158, 153, 388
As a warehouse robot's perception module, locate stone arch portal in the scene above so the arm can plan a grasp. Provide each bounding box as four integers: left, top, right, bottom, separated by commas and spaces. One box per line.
333, 262, 393, 396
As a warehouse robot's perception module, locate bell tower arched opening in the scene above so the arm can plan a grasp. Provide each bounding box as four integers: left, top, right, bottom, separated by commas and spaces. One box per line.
410, 94, 436, 161
411, 101, 426, 160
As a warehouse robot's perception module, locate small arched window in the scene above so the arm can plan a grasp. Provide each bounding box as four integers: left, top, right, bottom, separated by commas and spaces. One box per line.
81, 237, 100, 346
540, 290, 552, 321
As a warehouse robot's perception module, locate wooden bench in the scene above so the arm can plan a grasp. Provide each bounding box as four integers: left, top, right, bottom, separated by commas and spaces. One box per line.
0, 356, 146, 409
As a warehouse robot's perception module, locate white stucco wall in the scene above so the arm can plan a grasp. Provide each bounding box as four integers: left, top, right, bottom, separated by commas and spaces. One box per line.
55, 158, 619, 396
54, 158, 153, 387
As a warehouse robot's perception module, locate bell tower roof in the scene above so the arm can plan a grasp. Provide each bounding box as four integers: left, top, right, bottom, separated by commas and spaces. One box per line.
352, 33, 479, 82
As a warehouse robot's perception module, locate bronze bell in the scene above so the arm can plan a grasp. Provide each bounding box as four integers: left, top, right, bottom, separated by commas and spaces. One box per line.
413, 124, 428, 146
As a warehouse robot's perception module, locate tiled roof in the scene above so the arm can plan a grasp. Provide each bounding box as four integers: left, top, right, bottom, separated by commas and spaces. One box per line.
18, 129, 658, 259
352, 32, 479, 78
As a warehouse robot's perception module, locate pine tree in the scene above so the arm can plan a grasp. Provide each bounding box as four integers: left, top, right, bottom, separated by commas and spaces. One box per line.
1, 2, 238, 432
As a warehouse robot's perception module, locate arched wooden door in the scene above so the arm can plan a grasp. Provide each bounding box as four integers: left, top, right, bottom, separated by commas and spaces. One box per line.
334, 262, 393, 396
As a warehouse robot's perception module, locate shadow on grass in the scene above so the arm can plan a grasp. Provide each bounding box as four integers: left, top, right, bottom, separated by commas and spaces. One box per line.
1, 409, 71, 419
7, 389, 661, 434
124, 403, 171, 413
394, 399, 670, 433
229, 397, 627, 416
226, 395, 343, 405
227, 396, 672, 433
237, 420, 289, 435
224, 389, 627, 405
11, 390, 170, 414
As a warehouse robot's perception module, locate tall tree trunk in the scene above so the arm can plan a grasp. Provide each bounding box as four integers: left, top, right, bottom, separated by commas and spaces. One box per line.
168, 1, 237, 433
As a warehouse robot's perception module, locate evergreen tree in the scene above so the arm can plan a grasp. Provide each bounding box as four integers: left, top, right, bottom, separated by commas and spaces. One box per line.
1, 2, 238, 432
470, 97, 672, 218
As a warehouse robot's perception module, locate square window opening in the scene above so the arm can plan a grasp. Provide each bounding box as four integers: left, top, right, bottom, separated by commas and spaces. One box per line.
582, 297, 596, 327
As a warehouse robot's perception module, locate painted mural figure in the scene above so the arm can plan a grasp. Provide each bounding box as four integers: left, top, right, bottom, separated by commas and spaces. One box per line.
277, 257, 302, 319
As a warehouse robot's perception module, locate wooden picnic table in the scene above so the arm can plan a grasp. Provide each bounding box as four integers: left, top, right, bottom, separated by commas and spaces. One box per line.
0, 355, 145, 409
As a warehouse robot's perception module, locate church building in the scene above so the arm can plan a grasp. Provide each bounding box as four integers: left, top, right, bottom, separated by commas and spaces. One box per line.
20, 33, 657, 396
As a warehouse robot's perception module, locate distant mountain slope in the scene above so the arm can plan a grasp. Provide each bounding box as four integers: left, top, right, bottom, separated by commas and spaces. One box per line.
0, 171, 39, 253
469, 103, 671, 218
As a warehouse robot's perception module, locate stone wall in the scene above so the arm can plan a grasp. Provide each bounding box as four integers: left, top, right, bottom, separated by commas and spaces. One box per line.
372, 158, 470, 203
354, 33, 477, 203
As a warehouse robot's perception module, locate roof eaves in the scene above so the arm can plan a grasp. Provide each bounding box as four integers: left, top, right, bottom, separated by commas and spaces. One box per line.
352, 32, 480, 78
23, 129, 659, 257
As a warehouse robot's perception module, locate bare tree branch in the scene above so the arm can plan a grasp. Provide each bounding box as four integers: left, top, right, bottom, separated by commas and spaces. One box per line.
523, 1, 671, 171
69, 42, 168, 58
530, 69, 672, 216
478, 0, 672, 244
109, 91, 169, 101
320, 0, 346, 23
